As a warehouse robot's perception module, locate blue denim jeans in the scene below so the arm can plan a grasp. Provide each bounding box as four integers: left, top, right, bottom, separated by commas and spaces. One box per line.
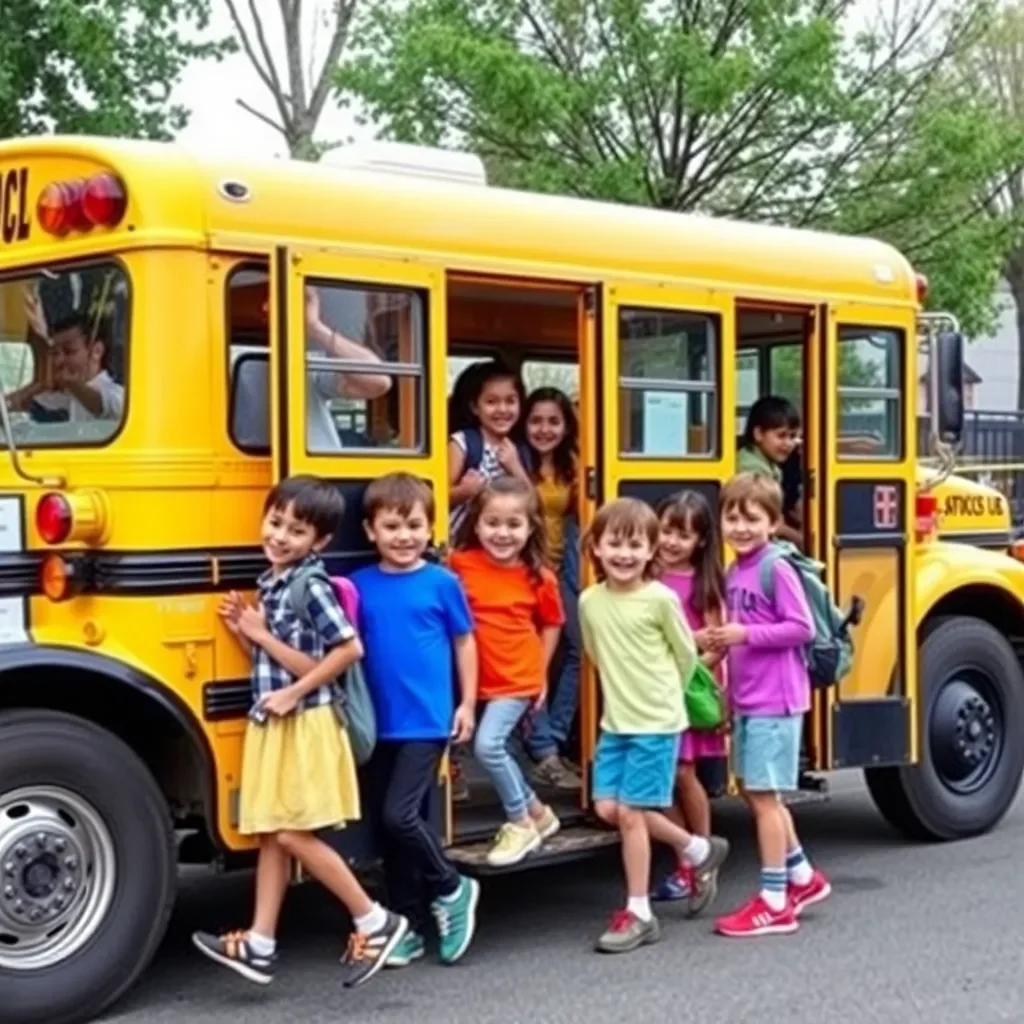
474, 698, 537, 820
525, 518, 581, 760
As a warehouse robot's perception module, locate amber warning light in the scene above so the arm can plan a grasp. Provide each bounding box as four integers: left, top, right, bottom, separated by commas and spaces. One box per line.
36, 173, 127, 237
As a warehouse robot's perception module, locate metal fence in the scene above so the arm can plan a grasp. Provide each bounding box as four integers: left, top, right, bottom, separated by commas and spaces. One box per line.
918, 410, 1024, 527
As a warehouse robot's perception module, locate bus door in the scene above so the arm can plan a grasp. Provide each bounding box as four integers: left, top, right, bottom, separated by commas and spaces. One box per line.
809, 302, 917, 771
268, 246, 449, 844
596, 281, 735, 786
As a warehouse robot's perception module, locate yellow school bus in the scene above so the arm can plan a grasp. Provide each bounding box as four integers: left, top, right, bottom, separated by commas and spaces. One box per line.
2, 136, 1024, 1023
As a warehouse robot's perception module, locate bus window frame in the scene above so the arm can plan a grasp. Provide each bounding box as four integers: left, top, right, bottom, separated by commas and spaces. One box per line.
835, 324, 905, 463
0, 254, 132, 450
616, 305, 721, 461
225, 258, 271, 457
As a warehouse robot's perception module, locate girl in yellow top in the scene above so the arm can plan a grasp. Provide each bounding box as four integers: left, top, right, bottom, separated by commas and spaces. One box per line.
521, 387, 583, 790
580, 498, 730, 955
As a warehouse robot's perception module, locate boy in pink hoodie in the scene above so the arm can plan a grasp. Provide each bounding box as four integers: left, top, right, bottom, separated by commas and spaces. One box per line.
705, 473, 831, 937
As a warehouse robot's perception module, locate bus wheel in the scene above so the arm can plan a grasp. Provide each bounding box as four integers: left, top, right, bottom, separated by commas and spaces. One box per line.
0, 710, 176, 1024
865, 615, 1024, 841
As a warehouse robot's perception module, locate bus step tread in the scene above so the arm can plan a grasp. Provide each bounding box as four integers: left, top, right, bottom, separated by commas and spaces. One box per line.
446, 824, 619, 875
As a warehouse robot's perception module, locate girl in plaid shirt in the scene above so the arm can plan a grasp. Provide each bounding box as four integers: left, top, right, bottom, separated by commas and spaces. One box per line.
192, 476, 407, 988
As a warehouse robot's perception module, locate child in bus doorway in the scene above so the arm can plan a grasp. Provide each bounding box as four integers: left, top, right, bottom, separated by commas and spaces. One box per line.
192, 476, 407, 987
738, 396, 802, 546
450, 477, 565, 867
580, 498, 730, 954
650, 490, 729, 910
351, 473, 481, 969
708, 473, 831, 937
520, 387, 583, 791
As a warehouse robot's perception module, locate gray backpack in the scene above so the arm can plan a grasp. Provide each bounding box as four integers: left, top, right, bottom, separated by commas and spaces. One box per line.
287, 564, 377, 765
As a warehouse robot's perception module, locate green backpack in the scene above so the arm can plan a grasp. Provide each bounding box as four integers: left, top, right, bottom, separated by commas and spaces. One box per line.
759, 541, 863, 690
684, 660, 725, 731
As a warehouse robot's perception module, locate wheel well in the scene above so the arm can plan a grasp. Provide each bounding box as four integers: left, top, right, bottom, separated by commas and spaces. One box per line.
922, 585, 1024, 656
0, 663, 211, 831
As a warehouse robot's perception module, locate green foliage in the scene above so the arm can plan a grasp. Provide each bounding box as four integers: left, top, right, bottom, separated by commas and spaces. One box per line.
0, 0, 232, 140
339, 0, 1024, 338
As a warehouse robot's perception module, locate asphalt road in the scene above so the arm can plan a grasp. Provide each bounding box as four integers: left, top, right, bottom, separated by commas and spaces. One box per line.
106, 775, 1024, 1024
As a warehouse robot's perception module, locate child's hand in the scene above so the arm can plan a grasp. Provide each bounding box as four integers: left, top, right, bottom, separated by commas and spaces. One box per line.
238, 604, 268, 640
451, 703, 475, 745
260, 686, 299, 717
693, 627, 713, 651
707, 623, 747, 648
494, 438, 523, 473
461, 468, 487, 496
218, 591, 245, 634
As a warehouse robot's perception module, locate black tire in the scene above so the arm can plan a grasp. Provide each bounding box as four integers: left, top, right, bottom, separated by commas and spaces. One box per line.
865, 615, 1024, 840
0, 710, 176, 1024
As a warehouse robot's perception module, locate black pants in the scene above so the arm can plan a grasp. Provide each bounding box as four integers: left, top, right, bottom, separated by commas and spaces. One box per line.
368, 740, 461, 932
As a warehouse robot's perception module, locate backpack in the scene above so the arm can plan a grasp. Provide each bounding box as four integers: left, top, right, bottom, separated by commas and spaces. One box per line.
758, 541, 864, 690
287, 565, 377, 765
460, 427, 533, 477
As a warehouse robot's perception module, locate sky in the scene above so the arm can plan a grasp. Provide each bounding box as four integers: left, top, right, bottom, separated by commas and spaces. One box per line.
172, 0, 371, 159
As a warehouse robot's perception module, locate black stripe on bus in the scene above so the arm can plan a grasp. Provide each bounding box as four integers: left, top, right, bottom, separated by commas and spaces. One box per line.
203, 678, 252, 720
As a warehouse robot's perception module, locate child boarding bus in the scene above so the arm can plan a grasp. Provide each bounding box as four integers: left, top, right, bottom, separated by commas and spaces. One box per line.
0, 136, 1023, 1023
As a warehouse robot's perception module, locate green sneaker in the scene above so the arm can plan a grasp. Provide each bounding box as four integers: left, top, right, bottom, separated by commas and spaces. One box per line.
385, 931, 425, 968
432, 876, 480, 965
595, 910, 660, 954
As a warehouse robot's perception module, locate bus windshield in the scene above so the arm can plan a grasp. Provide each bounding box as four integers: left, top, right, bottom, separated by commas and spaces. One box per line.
0, 261, 129, 447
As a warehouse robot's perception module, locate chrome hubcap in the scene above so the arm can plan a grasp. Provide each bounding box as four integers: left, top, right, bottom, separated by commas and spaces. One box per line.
0, 786, 116, 970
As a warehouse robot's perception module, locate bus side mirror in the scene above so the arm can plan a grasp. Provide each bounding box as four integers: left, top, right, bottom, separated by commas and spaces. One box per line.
230, 351, 270, 451
933, 330, 964, 446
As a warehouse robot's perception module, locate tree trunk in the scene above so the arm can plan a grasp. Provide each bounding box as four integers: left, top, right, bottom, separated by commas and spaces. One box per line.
1007, 249, 1024, 411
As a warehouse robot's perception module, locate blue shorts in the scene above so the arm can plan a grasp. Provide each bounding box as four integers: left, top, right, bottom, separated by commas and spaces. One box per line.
732, 714, 802, 792
591, 732, 680, 808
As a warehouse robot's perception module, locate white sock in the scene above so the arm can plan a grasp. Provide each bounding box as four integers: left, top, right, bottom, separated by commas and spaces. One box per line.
684, 834, 710, 866
354, 902, 388, 935
247, 931, 276, 956
626, 895, 653, 922
761, 887, 787, 912
786, 845, 814, 886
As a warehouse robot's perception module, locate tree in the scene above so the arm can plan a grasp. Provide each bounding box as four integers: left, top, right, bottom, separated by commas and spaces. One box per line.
224, 0, 358, 158
960, 2, 1024, 407
0, 0, 229, 139
338, 0, 1024, 338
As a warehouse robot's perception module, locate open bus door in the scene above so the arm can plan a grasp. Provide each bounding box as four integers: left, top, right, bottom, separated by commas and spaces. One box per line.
268, 244, 450, 854
805, 302, 918, 774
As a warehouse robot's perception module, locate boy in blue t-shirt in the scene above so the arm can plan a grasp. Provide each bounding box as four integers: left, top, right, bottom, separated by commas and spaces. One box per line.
351, 473, 479, 968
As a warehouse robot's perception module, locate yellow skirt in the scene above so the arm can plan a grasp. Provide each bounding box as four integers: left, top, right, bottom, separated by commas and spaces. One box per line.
239, 703, 361, 835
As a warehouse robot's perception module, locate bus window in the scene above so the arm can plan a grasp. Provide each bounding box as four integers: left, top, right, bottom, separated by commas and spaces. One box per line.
305, 280, 423, 453
522, 358, 578, 399
769, 343, 803, 414
618, 308, 716, 457
736, 349, 760, 432
837, 326, 902, 459
0, 262, 128, 445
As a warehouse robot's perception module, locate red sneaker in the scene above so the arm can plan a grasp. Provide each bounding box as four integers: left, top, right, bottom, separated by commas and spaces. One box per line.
789, 868, 831, 916
715, 894, 798, 938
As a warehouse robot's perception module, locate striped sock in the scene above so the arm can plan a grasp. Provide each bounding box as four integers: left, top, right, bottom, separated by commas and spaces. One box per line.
786, 845, 813, 886
760, 867, 787, 912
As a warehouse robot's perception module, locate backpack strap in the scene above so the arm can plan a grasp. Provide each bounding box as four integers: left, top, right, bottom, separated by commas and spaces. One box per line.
459, 427, 484, 473
758, 545, 783, 605
286, 562, 331, 627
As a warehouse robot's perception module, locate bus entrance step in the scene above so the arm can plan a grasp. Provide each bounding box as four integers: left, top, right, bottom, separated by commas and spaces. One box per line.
446, 824, 620, 876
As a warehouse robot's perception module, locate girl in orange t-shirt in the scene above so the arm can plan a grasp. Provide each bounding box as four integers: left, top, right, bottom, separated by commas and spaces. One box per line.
450, 477, 565, 869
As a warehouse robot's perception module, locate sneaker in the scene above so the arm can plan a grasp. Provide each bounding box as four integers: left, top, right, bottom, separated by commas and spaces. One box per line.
532, 755, 582, 790
485, 821, 541, 867
191, 929, 277, 985
789, 868, 832, 916
432, 876, 480, 965
652, 865, 693, 902
595, 910, 660, 953
687, 835, 730, 916
385, 931, 425, 968
341, 911, 409, 988
532, 804, 561, 841
715, 894, 798, 938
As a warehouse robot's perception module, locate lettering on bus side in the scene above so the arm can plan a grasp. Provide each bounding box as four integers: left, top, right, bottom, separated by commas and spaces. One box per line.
942, 494, 1005, 518
0, 168, 30, 244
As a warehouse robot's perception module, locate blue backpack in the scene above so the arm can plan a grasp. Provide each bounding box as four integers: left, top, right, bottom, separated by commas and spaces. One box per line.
287, 564, 377, 765
759, 541, 864, 690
